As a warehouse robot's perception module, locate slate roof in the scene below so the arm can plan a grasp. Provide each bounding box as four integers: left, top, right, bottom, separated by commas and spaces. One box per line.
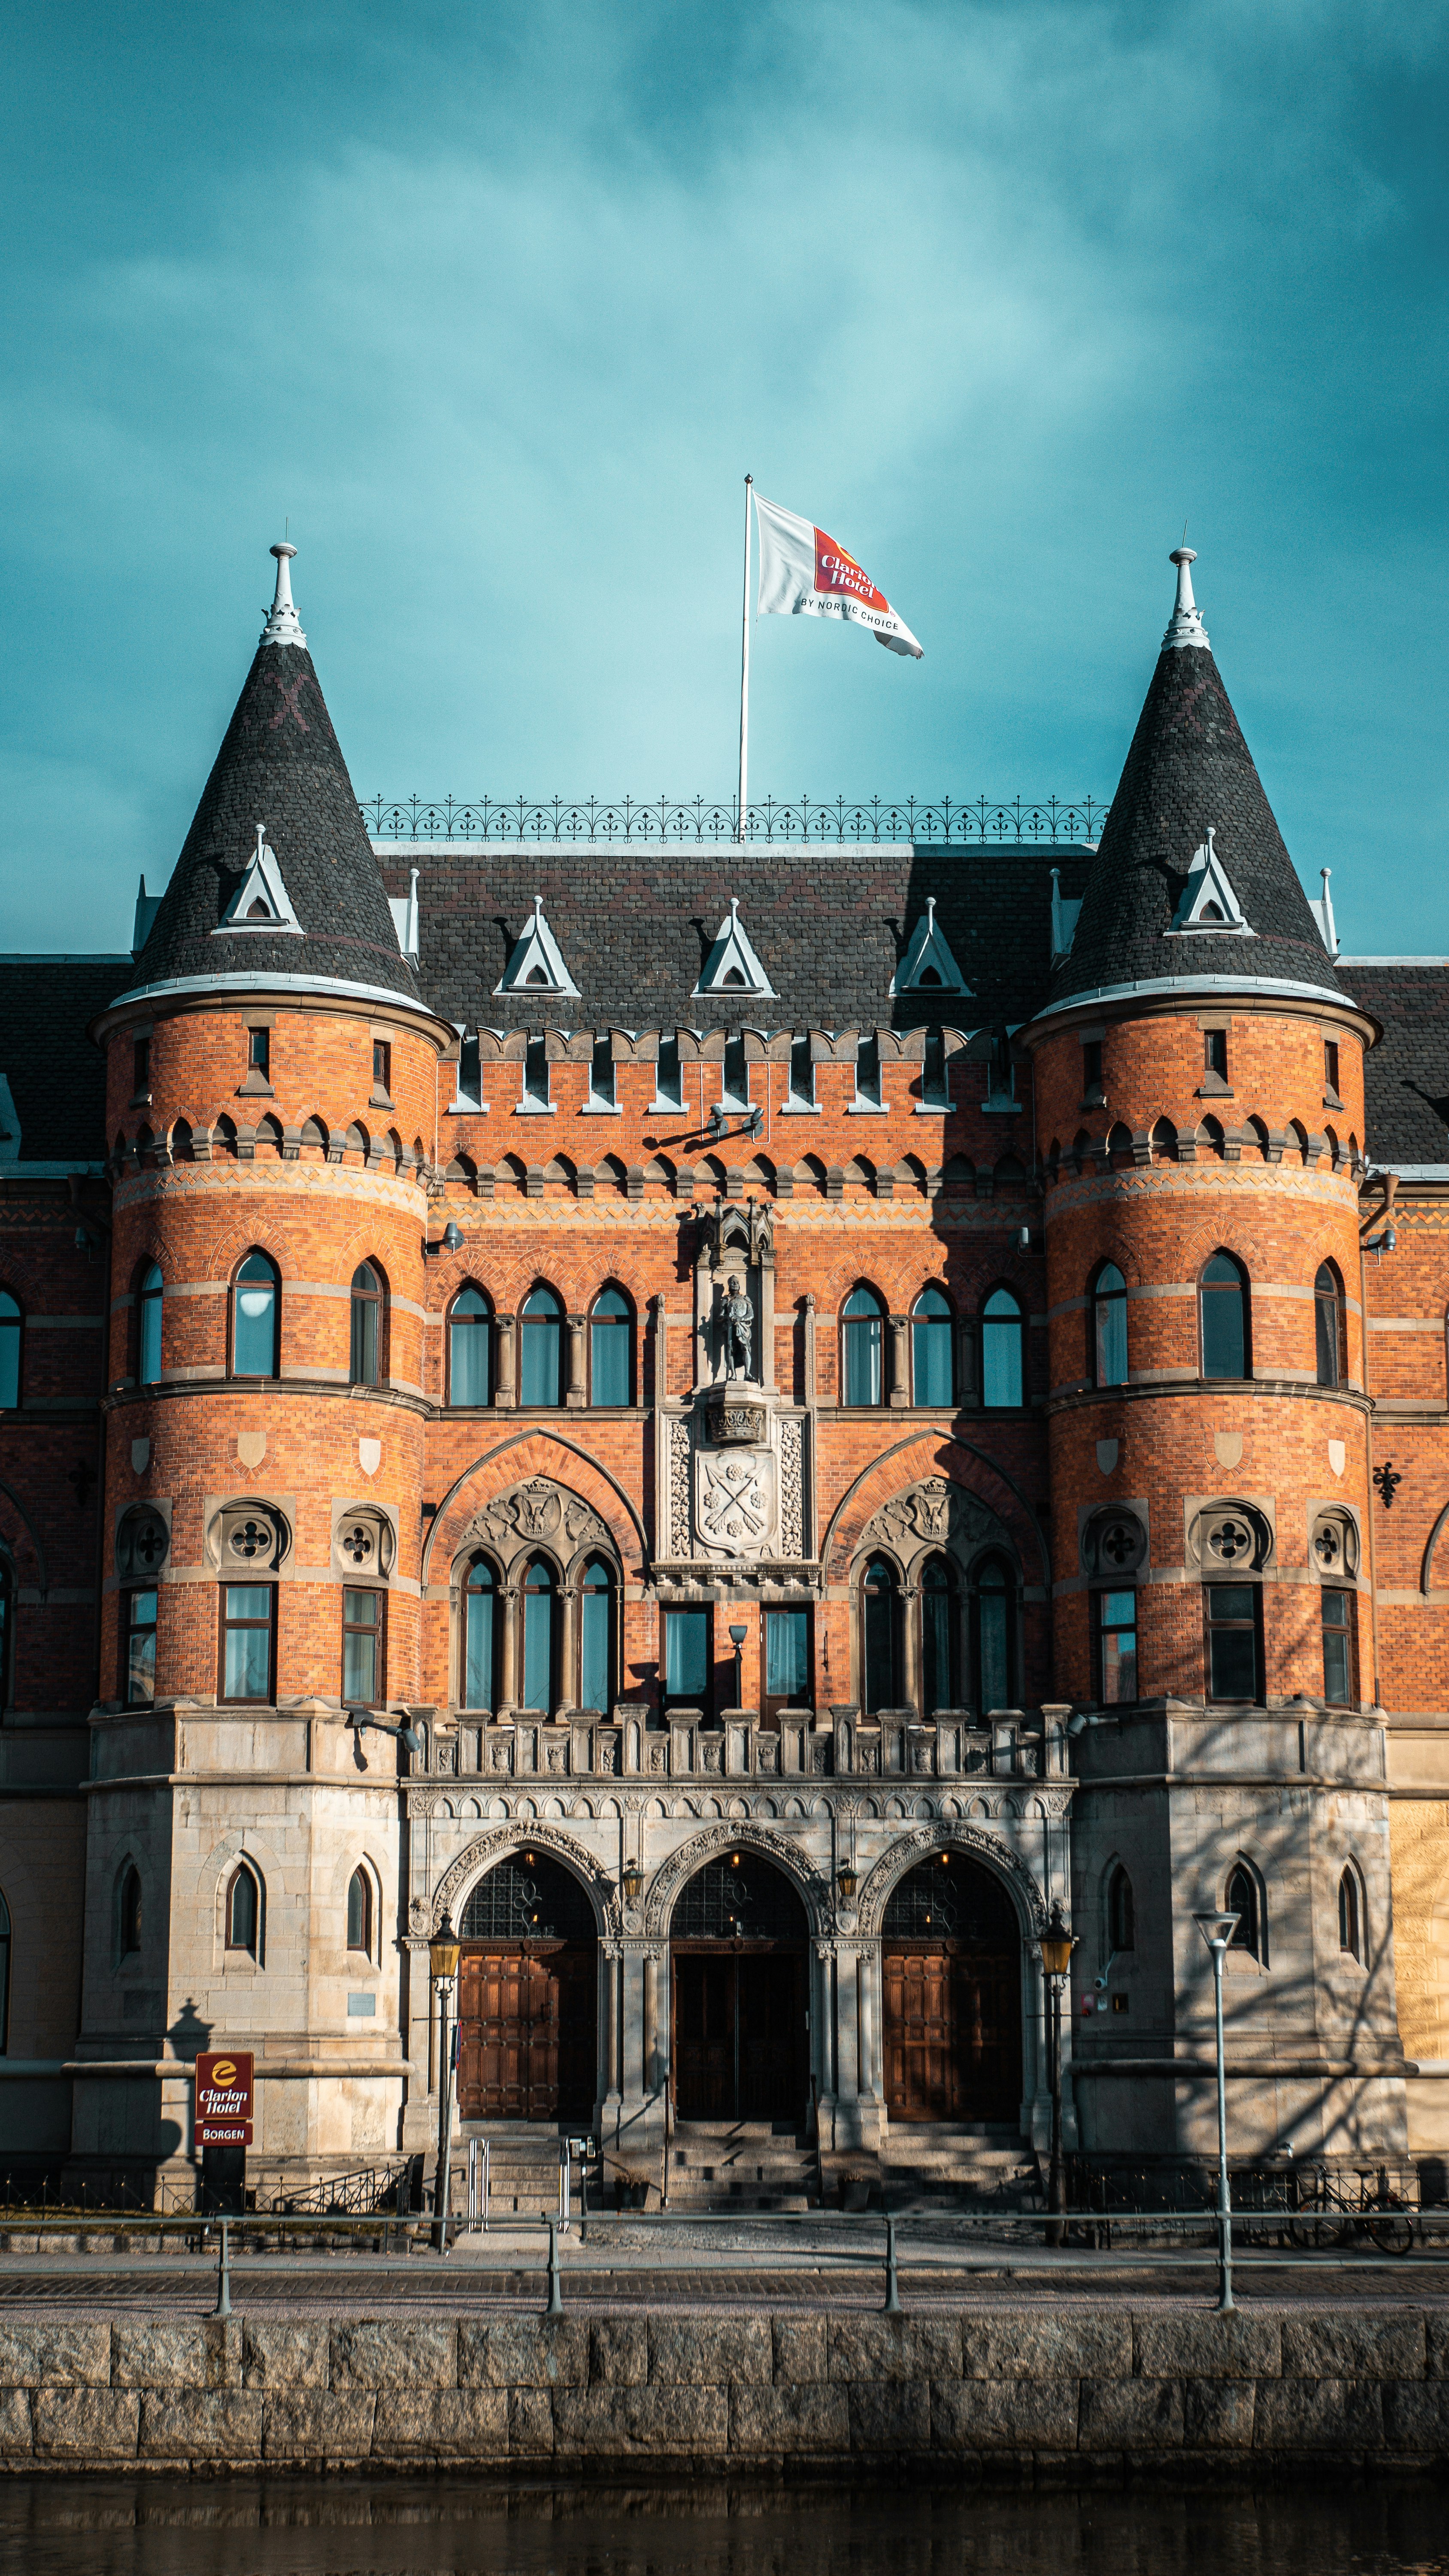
378, 841, 1095, 1033
1344, 963, 1449, 1167
1050, 628, 1344, 1009
124, 640, 421, 1009
0, 958, 129, 1162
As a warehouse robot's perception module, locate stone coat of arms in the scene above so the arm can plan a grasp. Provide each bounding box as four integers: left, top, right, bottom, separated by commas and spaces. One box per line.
694, 1448, 778, 1559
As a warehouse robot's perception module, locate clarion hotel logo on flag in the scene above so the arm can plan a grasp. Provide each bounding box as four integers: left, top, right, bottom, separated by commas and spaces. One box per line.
753, 492, 923, 659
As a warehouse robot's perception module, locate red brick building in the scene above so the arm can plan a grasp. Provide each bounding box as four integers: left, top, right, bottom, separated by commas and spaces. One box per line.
0, 538, 1444, 2204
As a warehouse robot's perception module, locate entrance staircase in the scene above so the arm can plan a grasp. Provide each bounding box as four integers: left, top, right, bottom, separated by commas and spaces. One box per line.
449, 2123, 579, 2220
881, 2121, 1039, 2211
665, 2120, 818, 2211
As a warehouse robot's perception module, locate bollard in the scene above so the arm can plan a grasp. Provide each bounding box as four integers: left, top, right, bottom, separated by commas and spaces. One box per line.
213, 2216, 232, 2320
546, 2214, 564, 2315
882, 2211, 901, 2315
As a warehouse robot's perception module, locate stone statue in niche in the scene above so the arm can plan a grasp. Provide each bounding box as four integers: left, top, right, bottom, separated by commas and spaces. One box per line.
721, 1274, 755, 1382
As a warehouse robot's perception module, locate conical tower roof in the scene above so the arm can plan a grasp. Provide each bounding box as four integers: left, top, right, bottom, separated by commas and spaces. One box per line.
1049, 548, 1344, 1012
118, 544, 421, 1012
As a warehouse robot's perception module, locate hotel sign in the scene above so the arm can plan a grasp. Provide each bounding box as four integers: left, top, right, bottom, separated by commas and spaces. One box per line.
194, 2050, 254, 2148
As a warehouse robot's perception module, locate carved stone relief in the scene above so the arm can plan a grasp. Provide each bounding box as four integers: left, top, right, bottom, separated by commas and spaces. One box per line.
860, 1478, 1011, 1567
467, 1477, 612, 1565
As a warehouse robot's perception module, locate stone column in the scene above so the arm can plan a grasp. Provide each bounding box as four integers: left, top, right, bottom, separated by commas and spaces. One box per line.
695, 1245, 714, 1387
566, 1314, 586, 1407
601, 1945, 621, 2096
888, 1314, 909, 1406
643, 1952, 659, 2093
558, 1585, 578, 1707
835, 1945, 860, 2100
759, 1253, 776, 1392
803, 1295, 818, 1407
499, 1584, 519, 1707
496, 1313, 517, 1407
651, 1292, 668, 1405
901, 1581, 922, 1716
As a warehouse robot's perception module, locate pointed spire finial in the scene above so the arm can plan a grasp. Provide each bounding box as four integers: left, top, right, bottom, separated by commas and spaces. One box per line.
261, 539, 306, 648
1163, 542, 1210, 652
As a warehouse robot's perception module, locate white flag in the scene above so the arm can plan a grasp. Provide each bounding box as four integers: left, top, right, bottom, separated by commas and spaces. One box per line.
753, 492, 922, 659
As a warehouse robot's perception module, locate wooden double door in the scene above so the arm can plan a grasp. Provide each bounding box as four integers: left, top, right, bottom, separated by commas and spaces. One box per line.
456, 1941, 597, 2123
882, 1939, 1021, 2124
672, 1944, 807, 2122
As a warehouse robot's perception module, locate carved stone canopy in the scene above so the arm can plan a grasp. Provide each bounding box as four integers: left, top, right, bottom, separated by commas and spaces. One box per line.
859, 1478, 1015, 1574
465, 1477, 613, 1572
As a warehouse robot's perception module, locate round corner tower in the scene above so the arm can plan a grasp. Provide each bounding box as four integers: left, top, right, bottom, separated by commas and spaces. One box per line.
79, 544, 452, 2196
1023, 547, 1405, 2172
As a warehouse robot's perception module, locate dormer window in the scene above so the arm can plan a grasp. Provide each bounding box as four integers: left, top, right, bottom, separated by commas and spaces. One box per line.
889, 896, 969, 996
692, 899, 776, 999
494, 896, 579, 998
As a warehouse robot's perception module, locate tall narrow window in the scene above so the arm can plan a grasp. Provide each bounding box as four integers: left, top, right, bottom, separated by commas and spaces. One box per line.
1315, 1263, 1342, 1388
137, 1263, 163, 1386
982, 1288, 1024, 1408
1082, 1038, 1104, 1100
789, 1035, 815, 1108
226, 1861, 261, 1956
372, 1038, 392, 1098
912, 1287, 955, 1405
1226, 1862, 1260, 1958
589, 1036, 616, 1109
133, 1035, 151, 1098
350, 1262, 382, 1386
120, 1864, 143, 1956
861, 1557, 899, 1714
655, 1035, 683, 1110
0, 1887, 10, 2051
664, 1607, 710, 1712
448, 1286, 493, 1406
1200, 1252, 1249, 1379
233, 1252, 279, 1377
0, 1291, 21, 1410
1324, 1038, 1341, 1099
1205, 1585, 1260, 1701
123, 1589, 158, 1705
1338, 1865, 1362, 1962
855, 1032, 882, 1108
1204, 1027, 1228, 1083
1092, 1263, 1128, 1388
220, 1584, 274, 1703
920, 1556, 956, 1713
347, 1867, 372, 1954
519, 1287, 562, 1407
1107, 1864, 1135, 1953
522, 1036, 550, 1110
464, 1558, 498, 1710
841, 1288, 884, 1406
521, 1558, 556, 1712
590, 1288, 633, 1405
579, 1557, 613, 1714
722, 1034, 750, 1110
1096, 1589, 1137, 1704
922, 1028, 949, 1106
975, 1558, 1014, 1711
247, 1027, 270, 1082
342, 1589, 384, 1704
764, 1607, 810, 1721
1322, 1588, 1353, 1703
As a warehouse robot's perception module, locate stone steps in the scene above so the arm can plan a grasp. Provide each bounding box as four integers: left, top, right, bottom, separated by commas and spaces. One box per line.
665, 2121, 818, 2211
882, 2121, 1039, 2211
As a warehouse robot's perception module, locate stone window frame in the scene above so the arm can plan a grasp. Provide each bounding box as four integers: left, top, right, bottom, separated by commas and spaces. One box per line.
849, 1524, 1025, 1722
447, 1512, 623, 1722
1337, 1856, 1367, 1966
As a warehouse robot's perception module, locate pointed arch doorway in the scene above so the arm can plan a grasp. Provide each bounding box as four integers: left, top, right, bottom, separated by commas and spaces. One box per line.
670, 1850, 809, 2122
455, 1851, 598, 2123
882, 1851, 1022, 2123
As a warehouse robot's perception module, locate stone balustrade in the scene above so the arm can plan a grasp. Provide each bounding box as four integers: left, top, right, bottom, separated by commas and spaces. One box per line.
426, 1707, 1069, 1783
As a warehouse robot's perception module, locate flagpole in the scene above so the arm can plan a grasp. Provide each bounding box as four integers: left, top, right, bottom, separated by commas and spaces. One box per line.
737, 474, 753, 845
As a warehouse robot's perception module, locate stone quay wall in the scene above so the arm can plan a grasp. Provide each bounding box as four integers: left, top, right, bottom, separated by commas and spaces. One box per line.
1, 2306, 1449, 2474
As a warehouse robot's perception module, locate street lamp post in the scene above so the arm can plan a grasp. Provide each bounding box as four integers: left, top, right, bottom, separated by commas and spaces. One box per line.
429, 1909, 461, 2254
1193, 1908, 1241, 2314
1037, 1900, 1076, 2246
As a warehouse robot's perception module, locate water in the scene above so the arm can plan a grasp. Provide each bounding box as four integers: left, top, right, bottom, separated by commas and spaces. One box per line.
1, 2481, 1446, 2576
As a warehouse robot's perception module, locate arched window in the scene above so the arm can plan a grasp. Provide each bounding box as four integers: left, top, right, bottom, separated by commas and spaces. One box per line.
463, 1557, 500, 1710
1091, 1262, 1128, 1388
861, 1556, 900, 1713
974, 1557, 1015, 1711
1107, 1864, 1135, 1954
347, 1866, 372, 1955
1226, 1862, 1261, 1959
0, 1290, 20, 1410
137, 1263, 163, 1387
1338, 1865, 1363, 1963
912, 1287, 955, 1406
920, 1555, 957, 1713
520, 1287, 562, 1408
120, 1864, 142, 1956
579, 1556, 614, 1713
841, 1288, 884, 1407
1315, 1262, 1342, 1388
521, 1557, 558, 1713
982, 1288, 1024, 1409
232, 1251, 279, 1377
1200, 1252, 1249, 1379
590, 1288, 633, 1406
0, 1887, 9, 2050
449, 1286, 493, 1407
350, 1262, 382, 1385
226, 1861, 261, 1958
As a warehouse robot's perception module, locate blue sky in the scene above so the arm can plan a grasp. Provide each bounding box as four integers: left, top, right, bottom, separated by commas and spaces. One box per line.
2, 0, 1446, 954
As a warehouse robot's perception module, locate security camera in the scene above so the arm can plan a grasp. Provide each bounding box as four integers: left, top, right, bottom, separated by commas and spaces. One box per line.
1094, 1973, 1109, 1993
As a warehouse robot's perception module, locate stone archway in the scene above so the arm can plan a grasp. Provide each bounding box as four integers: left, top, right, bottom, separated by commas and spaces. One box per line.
877, 1848, 1023, 2124
454, 1844, 601, 2125
668, 1846, 811, 2124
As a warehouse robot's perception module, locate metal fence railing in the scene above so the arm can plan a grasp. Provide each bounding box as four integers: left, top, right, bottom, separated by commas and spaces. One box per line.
360, 794, 1107, 848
